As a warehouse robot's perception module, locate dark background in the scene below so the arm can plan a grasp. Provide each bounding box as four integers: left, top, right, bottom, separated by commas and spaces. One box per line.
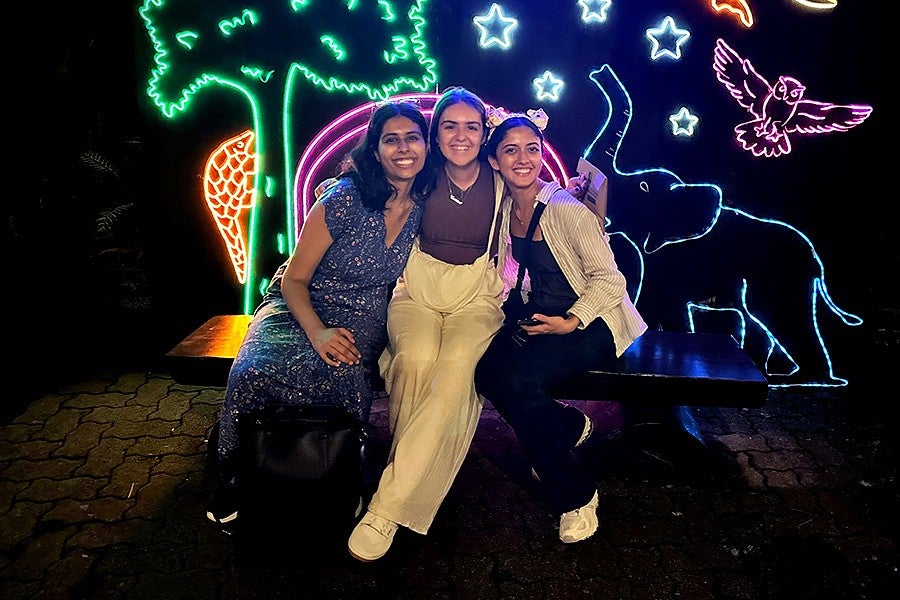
8, 1, 892, 415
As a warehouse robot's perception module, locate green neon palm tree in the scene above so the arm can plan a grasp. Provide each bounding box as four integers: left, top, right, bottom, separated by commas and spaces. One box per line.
139, 0, 438, 312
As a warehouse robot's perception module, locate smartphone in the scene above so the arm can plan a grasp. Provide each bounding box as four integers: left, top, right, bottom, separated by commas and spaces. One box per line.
517, 317, 543, 327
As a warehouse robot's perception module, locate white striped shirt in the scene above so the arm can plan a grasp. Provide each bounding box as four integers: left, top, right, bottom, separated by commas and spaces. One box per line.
496, 181, 647, 357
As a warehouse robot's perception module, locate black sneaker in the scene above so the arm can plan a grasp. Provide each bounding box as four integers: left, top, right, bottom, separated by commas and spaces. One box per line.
206, 483, 239, 524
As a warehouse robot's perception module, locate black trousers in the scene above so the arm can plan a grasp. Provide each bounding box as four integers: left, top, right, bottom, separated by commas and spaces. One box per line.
474, 317, 616, 515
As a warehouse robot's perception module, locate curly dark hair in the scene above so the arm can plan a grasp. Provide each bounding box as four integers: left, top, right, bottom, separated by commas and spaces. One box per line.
347, 101, 436, 211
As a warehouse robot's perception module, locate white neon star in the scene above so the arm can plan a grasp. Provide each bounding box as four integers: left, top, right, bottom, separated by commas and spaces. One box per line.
533, 70, 565, 102
669, 107, 699, 136
578, 0, 612, 23
473, 3, 518, 50
645, 16, 691, 60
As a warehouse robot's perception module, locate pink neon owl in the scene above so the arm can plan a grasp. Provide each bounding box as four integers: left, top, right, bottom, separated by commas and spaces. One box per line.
713, 38, 872, 158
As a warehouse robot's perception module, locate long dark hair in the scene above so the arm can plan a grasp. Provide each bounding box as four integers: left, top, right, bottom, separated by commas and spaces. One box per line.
428, 86, 489, 166
347, 101, 436, 211
484, 116, 545, 160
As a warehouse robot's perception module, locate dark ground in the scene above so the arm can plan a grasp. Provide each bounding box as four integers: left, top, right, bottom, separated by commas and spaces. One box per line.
0, 368, 897, 600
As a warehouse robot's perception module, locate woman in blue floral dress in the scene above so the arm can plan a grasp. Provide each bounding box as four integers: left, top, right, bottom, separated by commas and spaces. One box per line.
207, 101, 435, 524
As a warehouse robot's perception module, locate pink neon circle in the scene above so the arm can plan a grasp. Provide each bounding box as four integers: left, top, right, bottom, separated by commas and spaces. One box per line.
294, 93, 571, 239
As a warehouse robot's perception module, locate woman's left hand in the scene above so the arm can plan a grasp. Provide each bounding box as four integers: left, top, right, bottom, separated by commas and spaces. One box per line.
519, 313, 580, 335
565, 172, 591, 201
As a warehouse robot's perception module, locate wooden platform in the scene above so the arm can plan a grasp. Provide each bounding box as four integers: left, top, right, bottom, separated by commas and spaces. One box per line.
551, 330, 768, 409
165, 315, 768, 461
164, 316, 768, 410
164, 315, 252, 386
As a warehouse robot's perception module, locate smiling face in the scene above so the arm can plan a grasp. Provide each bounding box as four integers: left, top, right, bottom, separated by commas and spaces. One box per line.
487, 124, 543, 192
376, 115, 427, 186
436, 102, 486, 169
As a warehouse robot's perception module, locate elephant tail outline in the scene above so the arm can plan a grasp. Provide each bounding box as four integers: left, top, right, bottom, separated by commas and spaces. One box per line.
816, 277, 863, 327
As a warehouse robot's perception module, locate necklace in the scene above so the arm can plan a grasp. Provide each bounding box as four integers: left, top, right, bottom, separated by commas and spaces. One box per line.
514, 200, 534, 225
446, 171, 475, 205
513, 206, 528, 225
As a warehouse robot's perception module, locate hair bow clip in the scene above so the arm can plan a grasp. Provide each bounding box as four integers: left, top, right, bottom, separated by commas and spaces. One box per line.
525, 108, 549, 131
486, 105, 511, 129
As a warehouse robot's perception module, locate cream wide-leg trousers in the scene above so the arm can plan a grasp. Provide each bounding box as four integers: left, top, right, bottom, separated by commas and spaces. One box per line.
367, 242, 504, 534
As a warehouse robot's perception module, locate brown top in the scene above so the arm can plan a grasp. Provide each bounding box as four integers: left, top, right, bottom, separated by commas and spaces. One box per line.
419, 165, 499, 265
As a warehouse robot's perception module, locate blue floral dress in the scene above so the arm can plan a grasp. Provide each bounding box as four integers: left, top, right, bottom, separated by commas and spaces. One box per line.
216, 178, 422, 476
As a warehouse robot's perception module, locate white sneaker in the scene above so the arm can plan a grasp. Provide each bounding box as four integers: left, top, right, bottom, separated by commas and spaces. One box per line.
348, 511, 398, 562
559, 490, 599, 543
531, 413, 593, 481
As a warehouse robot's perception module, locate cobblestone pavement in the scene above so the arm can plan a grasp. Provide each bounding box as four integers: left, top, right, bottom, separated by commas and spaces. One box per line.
0, 370, 897, 600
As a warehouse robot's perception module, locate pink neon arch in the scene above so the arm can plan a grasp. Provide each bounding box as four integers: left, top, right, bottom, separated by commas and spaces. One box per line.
294, 92, 571, 240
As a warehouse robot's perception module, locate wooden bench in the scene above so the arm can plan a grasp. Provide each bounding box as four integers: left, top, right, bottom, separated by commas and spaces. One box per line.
164, 314, 253, 387
165, 315, 768, 451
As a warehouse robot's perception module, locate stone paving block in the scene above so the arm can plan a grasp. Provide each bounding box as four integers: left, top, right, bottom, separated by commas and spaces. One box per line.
124, 473, 182, 519
106, 419, 180, 440
177, 409, 216, 437
0, 439, 59, 462
21, 477, 108, 503
194, 387, 226, 406
129, 433, 202, 457
53, 421, 110, 459
39, 549, 96, 599
0, 480, 27, 517
78, 437, 135, 478
0, 423, 40, 444
68, 391, 134, 410
127, 377, 174, 407
3, 456, 81, 482
109, 372, 150, 393
148, 389, 193, 421
153, 453, 204, 477
18, 395, 69, 423
84, 404, 153, 425
101, 455, 156, 498
1, 526, 75, 581
0, 501, 53, 550
45, 497, 135, 524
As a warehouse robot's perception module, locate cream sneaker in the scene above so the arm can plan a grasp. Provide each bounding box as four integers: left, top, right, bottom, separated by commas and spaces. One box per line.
559, 490, 599, 543
348, 511, 398, 561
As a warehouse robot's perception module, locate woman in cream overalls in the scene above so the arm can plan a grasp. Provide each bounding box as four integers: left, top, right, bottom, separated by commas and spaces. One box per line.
348, 87, 505, 561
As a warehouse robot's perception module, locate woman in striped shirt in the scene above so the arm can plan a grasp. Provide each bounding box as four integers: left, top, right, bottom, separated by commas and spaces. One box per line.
474, 111, 647, 544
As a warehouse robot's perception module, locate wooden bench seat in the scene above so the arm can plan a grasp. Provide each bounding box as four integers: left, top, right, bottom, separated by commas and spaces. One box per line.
164, 314, 252, 387
165, 315, 768, 461
551, 330, 768, 409
165, 316, 767, 408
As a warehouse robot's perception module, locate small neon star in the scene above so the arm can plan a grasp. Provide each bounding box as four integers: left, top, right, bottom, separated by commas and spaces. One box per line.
533, 70, 565, 102
645, 16, 691, 60
473, 3, 518, 50
669, 107, 699, 136
578, 0, 612, 23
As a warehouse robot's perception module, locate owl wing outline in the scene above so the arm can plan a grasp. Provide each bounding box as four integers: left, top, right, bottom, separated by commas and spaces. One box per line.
713, 38, 770, 117
785, 100, 873, 135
